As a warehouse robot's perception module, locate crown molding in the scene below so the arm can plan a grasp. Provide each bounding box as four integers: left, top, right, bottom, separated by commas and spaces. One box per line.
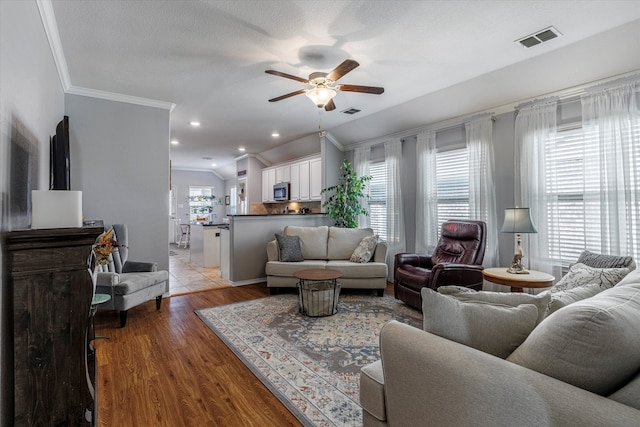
323, 131, 344, 151
66, 86, 176, 111
37, 0, 71, 91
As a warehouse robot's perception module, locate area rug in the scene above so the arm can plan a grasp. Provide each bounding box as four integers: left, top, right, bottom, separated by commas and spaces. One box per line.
195, 293, 422, 427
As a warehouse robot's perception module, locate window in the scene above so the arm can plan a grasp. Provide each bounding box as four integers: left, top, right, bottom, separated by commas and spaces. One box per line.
368, 161, 387, 238
545, 123, 640, 266
435, 147, 470, 231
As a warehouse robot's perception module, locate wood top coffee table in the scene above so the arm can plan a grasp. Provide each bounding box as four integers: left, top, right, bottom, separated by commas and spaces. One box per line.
482, 267, 555, 293
294, 269, 343, 317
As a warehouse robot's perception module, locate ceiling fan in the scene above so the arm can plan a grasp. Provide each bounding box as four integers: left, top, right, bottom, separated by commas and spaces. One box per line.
265, 59, 384, 111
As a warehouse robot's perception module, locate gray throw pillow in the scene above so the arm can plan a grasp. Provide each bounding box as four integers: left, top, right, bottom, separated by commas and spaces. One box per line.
507, 283, 640, 396
350, 235, 379, 263
422, 288, 539, 359
552, 263, 629, 292
438, 285, 551, 325
275, 234, 304, 262
577, 250, 634, 269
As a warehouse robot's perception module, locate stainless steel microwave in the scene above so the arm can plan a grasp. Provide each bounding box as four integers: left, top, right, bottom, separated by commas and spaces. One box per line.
274, 182, 290, 201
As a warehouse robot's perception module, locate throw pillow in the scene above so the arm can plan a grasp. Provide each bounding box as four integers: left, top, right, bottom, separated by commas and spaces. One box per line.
615, 267, 640, 287
545, 283, 604, 315
551, 263, 629, 292
576, 250, 634, 269
350, 235, 379, 263
438, 285, 551, 325
422, 288, 539, 359
507, 283, 640, 396
275, 234, 304, 262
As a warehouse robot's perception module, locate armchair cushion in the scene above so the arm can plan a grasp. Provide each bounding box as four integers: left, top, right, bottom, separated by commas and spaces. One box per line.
122, 260, 158, 273
113, 271, 169, 295
422, 288, 539, 358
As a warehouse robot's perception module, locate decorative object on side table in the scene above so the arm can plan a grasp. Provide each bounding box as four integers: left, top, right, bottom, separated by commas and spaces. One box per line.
501, 207, 537, 274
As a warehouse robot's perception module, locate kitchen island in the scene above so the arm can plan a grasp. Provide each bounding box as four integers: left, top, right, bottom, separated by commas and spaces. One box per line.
189, 223, 225, 267
221, 214, 332, 285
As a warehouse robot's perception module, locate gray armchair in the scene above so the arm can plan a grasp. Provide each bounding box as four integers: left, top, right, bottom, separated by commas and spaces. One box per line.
95, 224, 168, 327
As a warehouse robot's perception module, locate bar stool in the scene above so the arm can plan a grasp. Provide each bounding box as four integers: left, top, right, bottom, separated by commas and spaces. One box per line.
177, 224, 190, 248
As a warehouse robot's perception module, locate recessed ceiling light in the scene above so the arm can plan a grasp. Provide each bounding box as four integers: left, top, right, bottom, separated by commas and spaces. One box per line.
272, 133, 280, 137
171, 139, 179, 145
211, 163, 217, 167
190, 121, 201, 127
239, 147, 246, 152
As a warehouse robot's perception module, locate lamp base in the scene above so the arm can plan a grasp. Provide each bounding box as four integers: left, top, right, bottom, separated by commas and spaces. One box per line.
506, 253, 530, 274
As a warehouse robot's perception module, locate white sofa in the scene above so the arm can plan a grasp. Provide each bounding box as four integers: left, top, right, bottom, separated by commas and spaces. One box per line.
265, 225, 388, 294
360, 269, 640, 426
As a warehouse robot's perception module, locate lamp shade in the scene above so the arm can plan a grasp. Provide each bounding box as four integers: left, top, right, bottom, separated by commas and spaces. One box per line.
305, 87, 336, 108
501, 207, 537, 234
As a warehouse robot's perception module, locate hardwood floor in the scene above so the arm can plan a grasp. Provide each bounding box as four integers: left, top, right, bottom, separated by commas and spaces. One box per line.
94, 284, 302, 426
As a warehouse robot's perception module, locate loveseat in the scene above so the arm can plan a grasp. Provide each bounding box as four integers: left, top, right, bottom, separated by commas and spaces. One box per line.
266, 225, 388, 294
360, 265, 640, 426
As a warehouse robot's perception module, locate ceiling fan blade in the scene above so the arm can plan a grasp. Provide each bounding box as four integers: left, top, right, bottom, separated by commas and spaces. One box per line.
324, 99, 336, 111
265, 69, 308, 83
337, 84, 385, 95
268, 89, 306, 102
326, 59, 359, 82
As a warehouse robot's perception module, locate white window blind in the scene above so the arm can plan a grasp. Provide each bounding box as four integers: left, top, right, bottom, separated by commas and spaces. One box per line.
546, 123, 640, 266
436, 148, 470, 231
368, 161, 387, 239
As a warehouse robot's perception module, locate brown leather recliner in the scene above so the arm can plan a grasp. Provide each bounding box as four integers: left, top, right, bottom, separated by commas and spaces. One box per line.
394, 220, 487, 310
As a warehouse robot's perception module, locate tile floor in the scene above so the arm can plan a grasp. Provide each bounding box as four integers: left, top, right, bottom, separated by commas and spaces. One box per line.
168, 243, 231, 295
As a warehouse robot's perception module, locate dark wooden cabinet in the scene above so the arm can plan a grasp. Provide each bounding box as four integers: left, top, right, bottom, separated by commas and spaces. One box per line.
4, 225, 103, 426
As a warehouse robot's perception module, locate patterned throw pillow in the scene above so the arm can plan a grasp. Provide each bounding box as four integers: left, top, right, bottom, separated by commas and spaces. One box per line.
275, 234, 304, 262
552, 263, 629, 293
350, 235, 379, 263
576, 250, 634, 269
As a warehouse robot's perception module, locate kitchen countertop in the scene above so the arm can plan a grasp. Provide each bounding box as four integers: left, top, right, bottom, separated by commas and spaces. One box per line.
228, 213, 326, 217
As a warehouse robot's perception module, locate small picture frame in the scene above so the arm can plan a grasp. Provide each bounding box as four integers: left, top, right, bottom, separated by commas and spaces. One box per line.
225, 195, 230, 205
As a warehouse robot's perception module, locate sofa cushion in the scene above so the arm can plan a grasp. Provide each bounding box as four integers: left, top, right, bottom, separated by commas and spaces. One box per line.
551, 262, 629, 292
275, 233, 304, 262
350, 234, 379, 263
326, 260, 387, 278
266, 260, 327, 276
544, 283, 604, 315
360, 360, 386, 422
284, 225, 328, 260
577, 250, 634, 269
422, 288, 539, 359
608, 371, 640, 411
615, 266, 640, 287
507, 283, 640, 396
438, 285, 551, 325
114, 271, 168, 295
327, 227, 373, 260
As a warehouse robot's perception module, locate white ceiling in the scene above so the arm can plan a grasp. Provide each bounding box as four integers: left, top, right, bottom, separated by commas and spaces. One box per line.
48, 0, 640, 179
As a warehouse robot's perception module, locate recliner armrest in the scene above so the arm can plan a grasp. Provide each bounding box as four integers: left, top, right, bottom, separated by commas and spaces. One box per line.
122, 260, 157, 273
394, 253, 433, 269
430, 263, 484, 289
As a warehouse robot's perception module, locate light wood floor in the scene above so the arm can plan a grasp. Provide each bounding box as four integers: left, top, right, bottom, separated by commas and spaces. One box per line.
94, 284, 302, 426
169, 244, 231, 295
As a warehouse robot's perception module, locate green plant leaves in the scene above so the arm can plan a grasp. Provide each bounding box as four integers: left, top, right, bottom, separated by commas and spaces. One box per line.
321, 159, 372, 228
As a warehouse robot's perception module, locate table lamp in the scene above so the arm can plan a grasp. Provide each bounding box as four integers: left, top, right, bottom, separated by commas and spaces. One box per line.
501, 207, 537, 274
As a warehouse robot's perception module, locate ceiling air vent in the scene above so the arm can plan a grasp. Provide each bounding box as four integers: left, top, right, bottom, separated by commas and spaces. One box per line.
342, 108, 361, 115
516, 26, 562, 48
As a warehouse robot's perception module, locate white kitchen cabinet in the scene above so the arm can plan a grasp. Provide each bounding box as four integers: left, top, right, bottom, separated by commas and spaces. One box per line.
276, 165, 290, 184
267, 168, 276, 201
261, 169, 269, 202
289, 162, 300, 201
310, 157, 322, 200
299, 160, 310, 201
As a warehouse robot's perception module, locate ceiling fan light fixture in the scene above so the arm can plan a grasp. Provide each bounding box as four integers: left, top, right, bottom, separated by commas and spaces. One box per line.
305, 87, 336, 108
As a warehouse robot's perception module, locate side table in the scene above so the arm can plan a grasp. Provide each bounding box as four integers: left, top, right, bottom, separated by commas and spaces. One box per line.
482, 267, 555, 293
293, 269, 343, 317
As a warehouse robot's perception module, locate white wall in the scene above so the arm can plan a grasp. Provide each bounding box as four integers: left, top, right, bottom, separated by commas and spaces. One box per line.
171, 169, 225, 223
65, 94, 171, 272
0, 1, 66, 423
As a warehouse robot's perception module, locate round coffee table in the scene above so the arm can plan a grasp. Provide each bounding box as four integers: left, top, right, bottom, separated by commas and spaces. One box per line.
483, 267, 554, 293
294, 269, 343, 317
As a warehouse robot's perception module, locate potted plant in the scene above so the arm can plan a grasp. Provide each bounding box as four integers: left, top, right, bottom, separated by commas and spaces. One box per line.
321, 159, 372, 228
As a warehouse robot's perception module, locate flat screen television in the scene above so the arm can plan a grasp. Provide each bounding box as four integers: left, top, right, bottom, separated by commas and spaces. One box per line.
50, 115, 70, 190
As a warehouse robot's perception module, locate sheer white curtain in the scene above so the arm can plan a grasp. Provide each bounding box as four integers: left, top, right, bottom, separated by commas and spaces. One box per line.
466, 117, 498, 267
515, 100, 558, 276
384, 139, 405, 279
581, 83, 640, 258
353, 146, 371, 228
416, 130, 438, 253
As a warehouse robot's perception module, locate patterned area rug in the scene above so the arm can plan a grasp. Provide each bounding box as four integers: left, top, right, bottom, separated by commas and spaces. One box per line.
196, 293, 422, 427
